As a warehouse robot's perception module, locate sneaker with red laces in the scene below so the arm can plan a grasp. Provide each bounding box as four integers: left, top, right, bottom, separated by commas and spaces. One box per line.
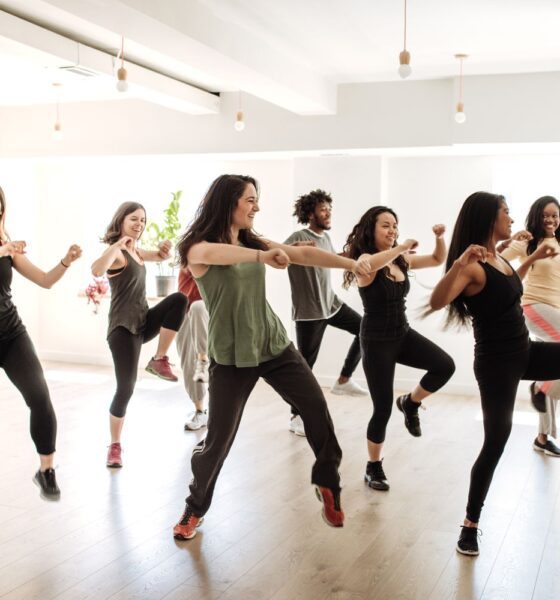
173, 505, 204, 540
106, 442, 122, 468
315, 486, 344, 528
145, 356, 178, 382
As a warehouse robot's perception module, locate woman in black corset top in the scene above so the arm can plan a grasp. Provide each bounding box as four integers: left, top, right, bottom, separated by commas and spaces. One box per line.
343, 206, 455, 493
0, 186, 81, 499
92, 202, 187, 468
431, 191, 560, 556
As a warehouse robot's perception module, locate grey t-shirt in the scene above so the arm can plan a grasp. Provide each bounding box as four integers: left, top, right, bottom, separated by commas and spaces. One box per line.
284, 229, 343, 321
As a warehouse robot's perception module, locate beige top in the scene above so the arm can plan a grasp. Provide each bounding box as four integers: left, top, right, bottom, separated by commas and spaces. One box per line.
501, 238, 560, 308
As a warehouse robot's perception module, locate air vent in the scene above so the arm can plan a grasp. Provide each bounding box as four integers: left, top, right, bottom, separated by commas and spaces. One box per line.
58, 65, 98, 78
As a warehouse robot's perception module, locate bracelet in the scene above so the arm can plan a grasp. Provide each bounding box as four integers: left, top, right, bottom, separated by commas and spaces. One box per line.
60, 259, 69, 268
256, 249, 261, 263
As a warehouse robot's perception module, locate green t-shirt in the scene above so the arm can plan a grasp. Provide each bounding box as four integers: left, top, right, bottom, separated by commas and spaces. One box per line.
195, 261, 291, 367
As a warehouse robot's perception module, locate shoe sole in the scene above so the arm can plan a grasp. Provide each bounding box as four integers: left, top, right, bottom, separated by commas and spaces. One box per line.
106, 463, 122, 468
314, 487, 344, 528
145, 366, 178, 382
396, 398, 422, 437
32, 476, 61, 501
184, 424, 206, 431
330, 389, 368, 397
289, 427, 306, 437
456, 544, 479, 556
534, 444, 560, 457
364, 476, 390, 491
173, 517, 204, 541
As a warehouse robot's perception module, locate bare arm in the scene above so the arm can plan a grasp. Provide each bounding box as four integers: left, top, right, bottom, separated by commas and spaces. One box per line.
357, 239, 418, 274
138, 240, 172, 263
91, 237, 132, 276
266, 240, 354, 270
13, 244, 82, 289
407, 225, 447, 269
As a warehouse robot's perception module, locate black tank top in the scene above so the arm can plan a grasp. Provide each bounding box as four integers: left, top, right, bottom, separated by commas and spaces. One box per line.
462, 260, 529, 356
0, 255, 25, 342
107, 250, 149, 338
359, 266, 410, 339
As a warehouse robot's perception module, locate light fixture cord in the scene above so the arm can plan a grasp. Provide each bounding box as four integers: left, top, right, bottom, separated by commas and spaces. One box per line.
121, 35, 125, 69
459, 57, 464, 103
403, 0, 407, 50
238, 90, 242, 112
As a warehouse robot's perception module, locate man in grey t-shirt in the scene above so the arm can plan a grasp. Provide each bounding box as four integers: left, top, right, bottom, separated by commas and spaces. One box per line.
284, 189, 368, 437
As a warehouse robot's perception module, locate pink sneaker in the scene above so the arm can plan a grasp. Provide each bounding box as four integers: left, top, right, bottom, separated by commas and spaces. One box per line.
145, 356, 178, 382
107, 442, 122, 468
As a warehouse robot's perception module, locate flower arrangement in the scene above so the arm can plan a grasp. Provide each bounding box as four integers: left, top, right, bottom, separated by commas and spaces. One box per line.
85, 276, 109, 314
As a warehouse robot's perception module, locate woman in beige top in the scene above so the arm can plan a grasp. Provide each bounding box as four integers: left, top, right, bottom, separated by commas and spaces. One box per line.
501, 196, 560, 456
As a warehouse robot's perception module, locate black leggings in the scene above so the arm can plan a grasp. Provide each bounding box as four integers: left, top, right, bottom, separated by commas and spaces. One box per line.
361, 328, 455, 443
108, 292, 187, 417
467, 340, 560, 522
0, 331, 56, 455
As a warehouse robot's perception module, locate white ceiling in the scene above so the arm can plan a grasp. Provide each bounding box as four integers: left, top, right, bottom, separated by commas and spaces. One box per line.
1, 0, 560, 113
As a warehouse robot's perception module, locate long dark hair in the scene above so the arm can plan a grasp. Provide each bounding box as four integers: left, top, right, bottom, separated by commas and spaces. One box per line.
342, 206, 407, 288
177, 174, 267, 267
0, 186, 6, 243
444, 191, 505, 327
525, 195, 560, 255
102, 202, 146, 244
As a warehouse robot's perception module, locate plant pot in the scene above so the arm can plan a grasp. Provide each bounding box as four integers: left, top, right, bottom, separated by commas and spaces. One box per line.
155, 275, 176, 297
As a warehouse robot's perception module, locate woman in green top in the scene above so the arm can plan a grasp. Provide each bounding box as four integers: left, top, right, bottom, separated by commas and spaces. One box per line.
172, 174, 371, 540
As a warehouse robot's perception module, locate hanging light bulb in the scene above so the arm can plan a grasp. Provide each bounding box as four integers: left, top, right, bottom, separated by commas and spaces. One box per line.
116, 35, 128, 92
234, 91, 245, 131
398, 0, 411, 79
454, 54, 468, 124
52, 83, 63, 141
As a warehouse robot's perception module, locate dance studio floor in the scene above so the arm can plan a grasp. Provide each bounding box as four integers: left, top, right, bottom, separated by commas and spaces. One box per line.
0, 362, 558, 599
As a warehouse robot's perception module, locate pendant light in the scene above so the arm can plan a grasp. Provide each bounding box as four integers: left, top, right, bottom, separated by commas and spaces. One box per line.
116, 35, 128, 92
398, 0, 411, 79
454, 54, 468, 124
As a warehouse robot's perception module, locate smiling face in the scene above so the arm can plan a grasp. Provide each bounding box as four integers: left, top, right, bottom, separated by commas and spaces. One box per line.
121, 208, 146, 240
232, 183, 259, 230
493, 201, 514, 241
374, 211, 398, 251
542, 202, 560, 238
309, 201, 332, 231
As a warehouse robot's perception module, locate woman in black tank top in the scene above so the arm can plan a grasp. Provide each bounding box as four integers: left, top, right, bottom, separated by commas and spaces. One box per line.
431, 191, 560, 556
0, 186, 82, 500
91, 202, 187, 469
343, 206, 455, 493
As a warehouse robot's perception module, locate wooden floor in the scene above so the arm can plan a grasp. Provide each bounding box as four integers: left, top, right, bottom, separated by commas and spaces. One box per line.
0, 362, 558, 600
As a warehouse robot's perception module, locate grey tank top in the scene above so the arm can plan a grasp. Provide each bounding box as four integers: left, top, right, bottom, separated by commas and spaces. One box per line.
107, 250, 149, 338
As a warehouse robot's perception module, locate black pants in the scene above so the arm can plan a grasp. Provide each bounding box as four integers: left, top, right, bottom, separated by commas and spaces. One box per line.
108, 292, 187, 417
186, 343, 342, 516
292, 303, 362, 416
467, 340, 560, 522
361, 328, 455, 443
0, 331, 56, 455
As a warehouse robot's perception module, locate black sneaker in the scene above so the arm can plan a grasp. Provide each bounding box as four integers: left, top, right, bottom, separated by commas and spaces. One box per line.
529, 382, 547, 413
456, 525, 481, 556
33, 468, 60, 500
396, 393, 422, 437
364, 460, 390, 491
533, 437, 560, 457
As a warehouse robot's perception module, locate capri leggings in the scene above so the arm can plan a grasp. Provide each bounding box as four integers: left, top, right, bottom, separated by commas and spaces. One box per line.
361, 327, 455, 443
466, 340, 560, 522
108, 292, 187, 417
0, 331, 57, 454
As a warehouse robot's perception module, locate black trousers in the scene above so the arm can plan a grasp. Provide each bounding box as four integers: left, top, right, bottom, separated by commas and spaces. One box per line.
108, 292, 187, 417
186, 343, 342, 516
361, 328, 455, 443
467, 340, 560, 522
292, 303, 362, 416
0, 331, 56, 455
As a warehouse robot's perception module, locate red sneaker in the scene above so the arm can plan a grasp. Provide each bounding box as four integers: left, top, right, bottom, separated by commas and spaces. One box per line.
145, 356, 178, 382
173, 505, 204, 540
315, 486, 344, 528
106, 442, 122, 468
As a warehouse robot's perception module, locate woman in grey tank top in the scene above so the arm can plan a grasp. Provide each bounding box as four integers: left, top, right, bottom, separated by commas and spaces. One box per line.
171, 174, 372, 541
92, 202, 187, 469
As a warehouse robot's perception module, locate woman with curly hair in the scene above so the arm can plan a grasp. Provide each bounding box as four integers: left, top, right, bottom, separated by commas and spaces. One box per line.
343, 206, 455, 493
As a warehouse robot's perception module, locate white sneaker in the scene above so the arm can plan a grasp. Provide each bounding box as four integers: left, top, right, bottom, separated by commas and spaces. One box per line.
193, 360, 209, 383
331, 379, 369, 397
289, 415, 306, 437
184, 410, 208, 431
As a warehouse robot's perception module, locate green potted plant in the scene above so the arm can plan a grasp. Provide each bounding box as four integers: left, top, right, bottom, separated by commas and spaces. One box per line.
144, 190, 182, 297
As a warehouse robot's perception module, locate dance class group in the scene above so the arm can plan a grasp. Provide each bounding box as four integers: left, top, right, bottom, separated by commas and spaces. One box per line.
2, 175, 560, 558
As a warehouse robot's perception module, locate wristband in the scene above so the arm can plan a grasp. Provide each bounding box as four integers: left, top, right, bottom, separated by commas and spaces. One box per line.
60, 259, 69, 268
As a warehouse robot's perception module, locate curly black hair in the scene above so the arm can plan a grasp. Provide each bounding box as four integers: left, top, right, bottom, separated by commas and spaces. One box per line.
293, 189, 333, 225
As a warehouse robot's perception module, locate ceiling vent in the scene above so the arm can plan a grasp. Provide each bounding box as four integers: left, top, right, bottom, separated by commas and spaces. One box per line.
58, 65, 98, 78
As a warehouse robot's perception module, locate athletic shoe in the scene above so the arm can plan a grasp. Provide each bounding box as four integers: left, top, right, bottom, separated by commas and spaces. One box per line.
145, 356, 178, 382
184, 410, 208, 431
331, 379, 369, 396
364, 459, 390, 491
33, 468, 60, 500
106, 442, 123, 468
193, 359, 209, 383
529, 382, 547, 413
396, 393, 422, 437
533, 437, 560, 457
173, 505, 204, 540
289, 415, 306, 437
456, 525, 481, 556
314, 486, 344, 528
